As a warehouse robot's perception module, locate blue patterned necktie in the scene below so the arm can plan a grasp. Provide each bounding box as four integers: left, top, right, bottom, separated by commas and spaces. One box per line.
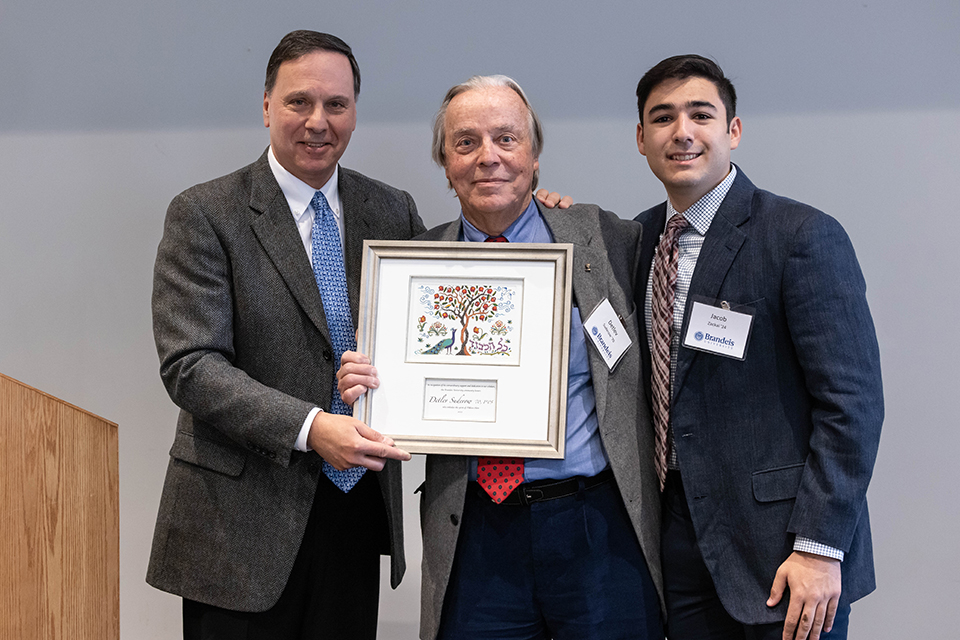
311, 190, 365, 492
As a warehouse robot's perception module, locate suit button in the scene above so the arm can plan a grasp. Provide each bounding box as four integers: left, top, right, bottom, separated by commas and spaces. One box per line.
450, 514, 459, 526
323, 349, 333, 361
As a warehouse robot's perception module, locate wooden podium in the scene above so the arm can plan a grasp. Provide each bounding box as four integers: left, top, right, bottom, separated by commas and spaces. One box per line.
0, 373, 119, 639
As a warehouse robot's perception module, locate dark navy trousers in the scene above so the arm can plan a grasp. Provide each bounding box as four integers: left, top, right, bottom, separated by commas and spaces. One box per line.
437, 475, 662, 640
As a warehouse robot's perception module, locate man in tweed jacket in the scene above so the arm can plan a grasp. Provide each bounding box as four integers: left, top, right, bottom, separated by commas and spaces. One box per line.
340, 75, 664, 640
147, 31, 423, 639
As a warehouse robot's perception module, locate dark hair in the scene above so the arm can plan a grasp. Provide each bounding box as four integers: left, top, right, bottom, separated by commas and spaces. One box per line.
635, 55, 736, 127
264, 30, 360, 99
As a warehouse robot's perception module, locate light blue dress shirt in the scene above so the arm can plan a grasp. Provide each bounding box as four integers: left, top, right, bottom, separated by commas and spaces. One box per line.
461, 200, 610, 481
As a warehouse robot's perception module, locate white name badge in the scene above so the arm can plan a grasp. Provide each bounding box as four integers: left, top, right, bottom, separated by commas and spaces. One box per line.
583, 298, 633, 371
682, 300, 754, 360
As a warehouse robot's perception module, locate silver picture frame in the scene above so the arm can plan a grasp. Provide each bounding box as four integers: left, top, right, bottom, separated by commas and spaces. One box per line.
355, 240, 573, 457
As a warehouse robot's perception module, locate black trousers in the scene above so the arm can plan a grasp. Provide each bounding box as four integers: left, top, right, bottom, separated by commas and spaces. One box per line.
661, 471, 850, 640
183, 470, 388, 640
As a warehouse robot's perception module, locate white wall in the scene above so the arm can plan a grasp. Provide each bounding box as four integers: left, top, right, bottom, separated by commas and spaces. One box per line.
1, 2, 957, 638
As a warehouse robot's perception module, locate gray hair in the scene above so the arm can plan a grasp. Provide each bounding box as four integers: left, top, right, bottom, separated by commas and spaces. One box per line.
431, 75, 544, 190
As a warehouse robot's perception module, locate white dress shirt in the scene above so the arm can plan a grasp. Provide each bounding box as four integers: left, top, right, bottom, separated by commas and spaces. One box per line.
267, 147, 345, 453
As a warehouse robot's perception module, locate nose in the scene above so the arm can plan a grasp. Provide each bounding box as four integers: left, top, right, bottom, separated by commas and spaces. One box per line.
477, 137, 500, 166
672, 114, 694, 144
305, 106, 327, 133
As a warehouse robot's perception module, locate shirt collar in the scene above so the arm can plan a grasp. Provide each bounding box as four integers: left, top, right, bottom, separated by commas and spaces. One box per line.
267, 146, 341, 223
460, 199, 549, 243
665, 164, 737, 235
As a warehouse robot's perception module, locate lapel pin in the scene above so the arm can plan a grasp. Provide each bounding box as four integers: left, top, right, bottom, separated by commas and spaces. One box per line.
721, 300, 730, 310
585, 263, 591, 272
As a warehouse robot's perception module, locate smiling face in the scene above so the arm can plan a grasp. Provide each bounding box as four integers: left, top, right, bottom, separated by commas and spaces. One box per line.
637, 76, 741, 212
442, 85, 539, 235
263, 50, 357, 189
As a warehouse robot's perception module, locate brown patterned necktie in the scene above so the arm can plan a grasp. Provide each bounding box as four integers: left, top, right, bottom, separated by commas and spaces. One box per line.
651, 214, 689, 490
477, 233, 524, 502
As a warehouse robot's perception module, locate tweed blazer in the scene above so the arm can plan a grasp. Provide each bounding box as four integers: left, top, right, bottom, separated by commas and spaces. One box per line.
147, 149, 425, 611
635, 168, 883, 623
416, 201, 664, 640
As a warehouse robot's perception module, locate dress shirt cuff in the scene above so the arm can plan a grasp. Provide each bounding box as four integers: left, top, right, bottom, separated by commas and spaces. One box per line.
296, 407, 321, 452
794, 536, 845, 561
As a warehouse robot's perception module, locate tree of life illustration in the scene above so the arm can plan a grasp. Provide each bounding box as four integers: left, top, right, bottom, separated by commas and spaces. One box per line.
430, 284, 500, 355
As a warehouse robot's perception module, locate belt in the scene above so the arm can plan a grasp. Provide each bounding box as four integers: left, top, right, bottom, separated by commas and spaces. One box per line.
474, 467, 615, 506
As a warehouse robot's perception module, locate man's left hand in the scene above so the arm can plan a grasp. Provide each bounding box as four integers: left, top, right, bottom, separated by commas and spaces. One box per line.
767, 551, 841, 640
535, 189, 573, 209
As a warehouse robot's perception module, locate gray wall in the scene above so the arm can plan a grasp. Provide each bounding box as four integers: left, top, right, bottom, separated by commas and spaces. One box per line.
1, 1, 957, 638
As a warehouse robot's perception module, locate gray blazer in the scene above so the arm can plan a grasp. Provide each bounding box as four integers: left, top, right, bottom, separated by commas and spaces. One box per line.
635, 168, 883, 623
147, 150, 425, 611
417, 202, 664, 640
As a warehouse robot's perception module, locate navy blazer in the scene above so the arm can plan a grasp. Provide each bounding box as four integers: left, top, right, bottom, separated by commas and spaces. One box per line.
635, 167, 883, 624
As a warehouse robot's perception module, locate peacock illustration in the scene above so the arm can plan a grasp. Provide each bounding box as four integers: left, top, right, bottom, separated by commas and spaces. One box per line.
420, 328, 457, 355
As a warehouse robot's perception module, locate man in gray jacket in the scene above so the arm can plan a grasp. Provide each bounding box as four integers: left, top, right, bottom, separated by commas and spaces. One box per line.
147, 30, 422, 639
340, 74, 663, 640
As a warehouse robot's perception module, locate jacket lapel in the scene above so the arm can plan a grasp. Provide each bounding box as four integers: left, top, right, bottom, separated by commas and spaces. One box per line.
248, 151, 331, 345
437, 220, 462, 241
539, 203, 613, 425
340, 167, 371, 326
673, 169, 754, 394
636, 203, 667, 403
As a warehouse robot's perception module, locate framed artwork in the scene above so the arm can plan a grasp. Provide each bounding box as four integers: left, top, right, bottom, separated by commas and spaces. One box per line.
355, 240, 573, 457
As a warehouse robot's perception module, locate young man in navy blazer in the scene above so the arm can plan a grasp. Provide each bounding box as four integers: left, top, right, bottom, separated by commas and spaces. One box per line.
633, 55, 883, 640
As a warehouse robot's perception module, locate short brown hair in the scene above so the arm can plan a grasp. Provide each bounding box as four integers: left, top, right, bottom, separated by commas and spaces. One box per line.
265, 30, 360, 99
636, 54, 736, 127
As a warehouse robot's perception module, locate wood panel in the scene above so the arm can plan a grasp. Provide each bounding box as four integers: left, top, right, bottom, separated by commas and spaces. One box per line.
0, 373, 119, 640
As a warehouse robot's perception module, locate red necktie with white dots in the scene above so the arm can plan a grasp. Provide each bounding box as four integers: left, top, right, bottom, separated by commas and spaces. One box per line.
477, 234, 524, 502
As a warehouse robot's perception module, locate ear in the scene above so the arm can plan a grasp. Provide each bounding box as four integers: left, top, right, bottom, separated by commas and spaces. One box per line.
728, 116, 742, 151
263, 91, 271, 128
636, 122, 647, 156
